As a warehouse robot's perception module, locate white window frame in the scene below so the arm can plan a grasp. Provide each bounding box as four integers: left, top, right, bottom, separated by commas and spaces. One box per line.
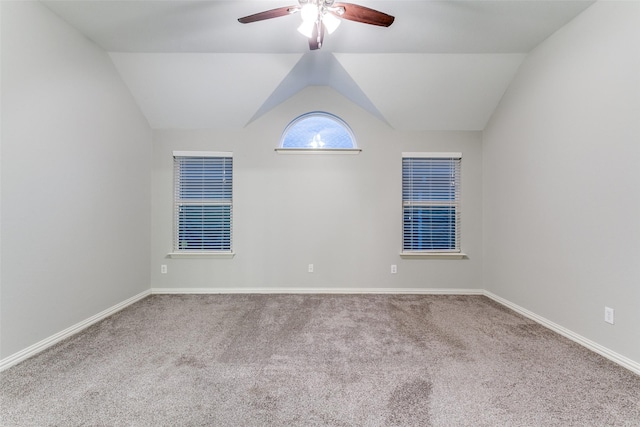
168, 151, 234, 259
401, 152, 465, 259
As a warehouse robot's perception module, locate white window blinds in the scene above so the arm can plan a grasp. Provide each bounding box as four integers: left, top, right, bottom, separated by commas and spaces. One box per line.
173, 152, 233, 252
402, 153, 461, 252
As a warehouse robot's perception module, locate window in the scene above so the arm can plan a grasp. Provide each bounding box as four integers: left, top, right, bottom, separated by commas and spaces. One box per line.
277, 111, 360, 153
172, 151, 233, 256
402, 153, 462, 256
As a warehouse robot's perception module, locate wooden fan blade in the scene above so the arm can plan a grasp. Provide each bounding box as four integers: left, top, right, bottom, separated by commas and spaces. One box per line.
238, 6, 299, 24
331, 2, 394, 27
308, 21, 325, 50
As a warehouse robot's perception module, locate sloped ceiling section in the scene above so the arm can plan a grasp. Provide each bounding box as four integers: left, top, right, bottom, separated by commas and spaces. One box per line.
109, 53, 302, 129
110, 52, 525, 130
335, 53, 526, 130
248, 52, 388, 126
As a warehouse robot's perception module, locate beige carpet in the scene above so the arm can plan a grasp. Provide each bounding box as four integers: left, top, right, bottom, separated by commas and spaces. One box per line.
1, 294, 639, 426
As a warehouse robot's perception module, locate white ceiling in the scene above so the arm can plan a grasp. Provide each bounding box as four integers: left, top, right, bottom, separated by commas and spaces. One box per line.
43, 0, 595, 130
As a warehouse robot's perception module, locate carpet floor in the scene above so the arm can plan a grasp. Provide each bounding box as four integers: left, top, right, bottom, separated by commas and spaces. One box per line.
1, 294, 639, 426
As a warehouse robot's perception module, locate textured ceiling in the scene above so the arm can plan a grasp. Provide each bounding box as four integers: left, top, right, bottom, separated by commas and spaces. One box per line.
44, 0, 595, 130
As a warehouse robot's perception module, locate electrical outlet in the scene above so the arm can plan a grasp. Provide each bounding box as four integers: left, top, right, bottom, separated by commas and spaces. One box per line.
604, 307, 614, 324
161, 265, 167, 274
308, 264, 314, 273
391, 264, 397, 274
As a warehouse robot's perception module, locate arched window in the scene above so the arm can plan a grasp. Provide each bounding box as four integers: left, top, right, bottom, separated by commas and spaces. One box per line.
277, 112, 360, 154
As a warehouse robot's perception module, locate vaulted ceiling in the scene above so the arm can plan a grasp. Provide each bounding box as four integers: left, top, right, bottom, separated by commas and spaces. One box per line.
43, 0, 594, 130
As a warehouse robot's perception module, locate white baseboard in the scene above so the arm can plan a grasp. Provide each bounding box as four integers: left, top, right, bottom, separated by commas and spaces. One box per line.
483, 291, 640, 376
0, 289, 151, 372
151, 287, 484, 295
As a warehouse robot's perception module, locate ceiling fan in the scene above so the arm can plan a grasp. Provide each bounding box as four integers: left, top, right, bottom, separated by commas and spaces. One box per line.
238, 0, 395, 50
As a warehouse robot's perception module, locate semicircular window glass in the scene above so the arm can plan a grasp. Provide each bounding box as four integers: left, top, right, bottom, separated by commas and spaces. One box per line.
280, 112, 357, 149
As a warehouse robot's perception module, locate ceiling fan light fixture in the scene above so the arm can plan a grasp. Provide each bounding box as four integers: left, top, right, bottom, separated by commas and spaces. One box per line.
323, 12, 341, 34
300, 3, 318, 23
297, 20, 316, 38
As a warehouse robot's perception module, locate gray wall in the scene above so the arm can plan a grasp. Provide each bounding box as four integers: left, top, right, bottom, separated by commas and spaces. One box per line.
483, 1, 640, 363
151, 87, 483, 291
0, 1, 152, 358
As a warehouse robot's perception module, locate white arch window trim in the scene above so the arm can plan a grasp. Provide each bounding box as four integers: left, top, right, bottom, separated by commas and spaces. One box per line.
275, 111, 361, 154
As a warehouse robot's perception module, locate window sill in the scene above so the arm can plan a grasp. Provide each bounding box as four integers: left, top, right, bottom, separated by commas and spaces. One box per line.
400, 252, 467, 260
275, 148, 361, 155
167, 252, 235, 259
